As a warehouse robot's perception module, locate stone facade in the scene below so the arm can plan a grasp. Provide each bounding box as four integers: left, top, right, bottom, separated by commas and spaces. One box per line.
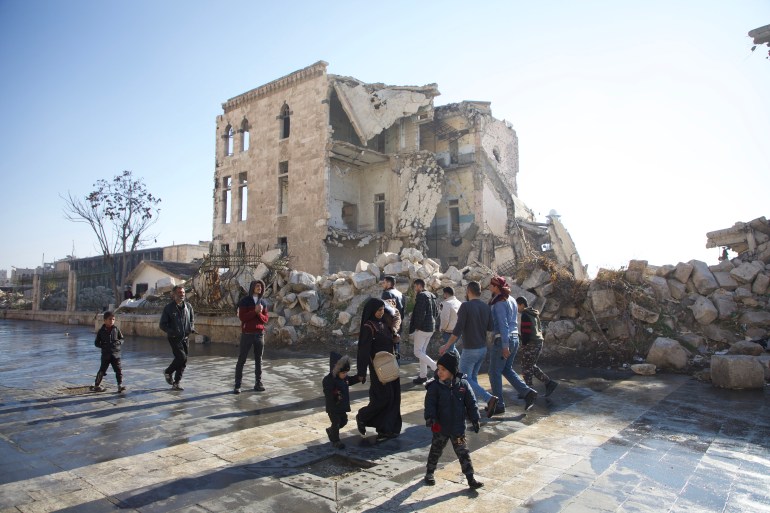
212, 61, 584, 278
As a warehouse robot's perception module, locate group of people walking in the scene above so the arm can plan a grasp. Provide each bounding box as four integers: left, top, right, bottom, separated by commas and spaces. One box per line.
89, 275, 557, 491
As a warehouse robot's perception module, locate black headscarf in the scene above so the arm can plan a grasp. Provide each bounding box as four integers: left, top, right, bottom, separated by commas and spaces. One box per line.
358, 297, 386, 344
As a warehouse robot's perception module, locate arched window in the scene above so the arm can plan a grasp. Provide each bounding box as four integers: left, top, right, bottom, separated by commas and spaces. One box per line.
240, 118, 250, 152
279, 103, 291, 139
225, 125, 234, 156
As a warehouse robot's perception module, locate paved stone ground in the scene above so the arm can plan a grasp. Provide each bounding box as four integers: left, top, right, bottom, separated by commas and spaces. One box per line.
0, 319, 769, 512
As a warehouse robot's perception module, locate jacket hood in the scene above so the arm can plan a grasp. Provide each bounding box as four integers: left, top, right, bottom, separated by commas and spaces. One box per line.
524, 307, 541, 316
329, 352, 351, 375
248, 280, 266, 297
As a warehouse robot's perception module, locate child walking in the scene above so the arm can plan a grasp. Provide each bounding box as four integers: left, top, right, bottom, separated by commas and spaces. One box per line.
423, 351, 483, 489
322, 352, 359, 449
91, 311, 126, 392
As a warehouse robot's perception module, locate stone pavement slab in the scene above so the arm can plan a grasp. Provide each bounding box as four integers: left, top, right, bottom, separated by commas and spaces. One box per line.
0, 319, 769, 512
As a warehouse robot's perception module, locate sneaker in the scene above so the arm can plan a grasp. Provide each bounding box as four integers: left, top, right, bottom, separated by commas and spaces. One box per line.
172, 383, 184, 391
486, 396, 498, 418
332, 441, 346, 450
254, 381, 265, 392
117, 384, 127, 393
357, 420, 366, 436
424, 473, 436, 486
489, 405, 505, 417
164, 373, 173, 385
90, 385, 105, 392
545, 380, 559, 397
524, 390, 537, 411
467, 476, 484, 489
412, 377, 427, 385
376, 433, 389, 442
233, 387, 241, 394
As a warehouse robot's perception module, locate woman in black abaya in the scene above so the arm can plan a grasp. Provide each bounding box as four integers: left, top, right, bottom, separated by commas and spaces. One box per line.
355, 297, 402, 440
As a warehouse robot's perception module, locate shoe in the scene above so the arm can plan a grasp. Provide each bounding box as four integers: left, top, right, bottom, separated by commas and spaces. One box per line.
172, 383, 184, 391
524, 391, 537, 411
376, 433, 388, 442
254, 381, 265, 392
332, 441, 346, 450
117, 384, 126, 393
489, 405, 505, 417
545, 380, 559, 397
233, 388, 241, 394
90, 385, 105, 392
467, 475, 484, 489
357, 420, 366, 436
164, 373, 173, 385
486, 396, 498, 418
412, 377, 427, 385
424, 473, 436, 486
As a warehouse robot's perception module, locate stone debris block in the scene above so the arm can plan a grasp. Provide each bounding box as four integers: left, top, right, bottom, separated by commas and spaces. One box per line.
383, 261, 406, 276
443, 266, 463, 283
710, 355, 765, 389
630, 302, 659, 324
354, 260, 370, 273
547, 319, 575, 340
738, 310, 770, 328
337, 311, 352, 325
261, 249, 283, 263
351, 271, 377, 290
702, 324, 739, 345
589, 289, 619, 319
332, 280, 354, 303
290, 314, 304, 326
646, 275, 672, 302
631, 363, 657, 375
375, 252, 399, 269
656, 264, 676, 278
564, 330, 591, 350
752, 273, 769, 295
710, 292, 737, 320
678, 333, 708, 354
730, 262, 761, 284
310, 314, 328, 328
673, 262, 694, 284
298, 290, 320, 312
689, 260, 719, 296
667, 279, 687, 300
625, 259, 648, 285
728, 340, 765, 356
283, 293, 298, 309
332, 329, 343, 336
522, 268, 551, 291
712, 271, 739, 291
289, 270, 317, 292
277, 326, 298, 345
646, 337, 690, 370
423, 258, 440, 275
689, 296, 718, 325
400, 247, 424, 263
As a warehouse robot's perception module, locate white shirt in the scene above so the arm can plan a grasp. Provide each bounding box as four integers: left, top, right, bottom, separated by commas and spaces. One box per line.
439, 295, 462, 332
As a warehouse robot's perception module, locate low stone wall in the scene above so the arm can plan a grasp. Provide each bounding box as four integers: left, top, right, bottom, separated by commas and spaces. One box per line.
1, 309, 243, 346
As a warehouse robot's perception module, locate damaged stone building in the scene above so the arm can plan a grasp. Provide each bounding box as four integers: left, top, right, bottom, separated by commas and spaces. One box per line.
212, 61, 585, 279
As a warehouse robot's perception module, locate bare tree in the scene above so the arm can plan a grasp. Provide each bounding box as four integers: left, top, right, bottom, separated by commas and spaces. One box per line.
62, 170, 162, 304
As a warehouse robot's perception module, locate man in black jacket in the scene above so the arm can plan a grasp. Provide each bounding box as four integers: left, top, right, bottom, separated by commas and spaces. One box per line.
409, 279, 439, 384
159, 286, 195, 391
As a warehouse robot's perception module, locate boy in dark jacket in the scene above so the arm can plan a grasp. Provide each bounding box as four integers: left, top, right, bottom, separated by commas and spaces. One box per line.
516, 297, 558, 397
423, 351, 483, 489
322, 352, 359, 449
91, 311, 126, 393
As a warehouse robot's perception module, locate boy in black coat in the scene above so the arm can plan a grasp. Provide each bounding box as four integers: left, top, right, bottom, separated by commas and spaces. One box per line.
423, 351, 483, 489
322, 352, 359, 449
91, 311, 126, 392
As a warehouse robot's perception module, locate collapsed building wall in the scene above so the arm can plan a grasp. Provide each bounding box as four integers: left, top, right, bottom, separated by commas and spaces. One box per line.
213, 61, 585, 280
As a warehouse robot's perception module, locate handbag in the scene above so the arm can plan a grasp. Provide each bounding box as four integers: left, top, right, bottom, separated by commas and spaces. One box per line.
372, 351, 400, 384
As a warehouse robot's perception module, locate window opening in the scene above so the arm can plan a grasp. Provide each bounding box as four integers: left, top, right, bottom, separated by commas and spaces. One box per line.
277, 237, 288, 257
278, 161, 289, 215
238, 172, 248, 221
223, 176, 232, 224
279, 103, 291, 139
236, 241, 246, 254
449, 199, 460, 234
342, 202, 358, 230
449, 140, 459, 164
220, 243, 230, 254
240, 119, 250, 152
225, 125, 234, 156
374, 193, 385, 233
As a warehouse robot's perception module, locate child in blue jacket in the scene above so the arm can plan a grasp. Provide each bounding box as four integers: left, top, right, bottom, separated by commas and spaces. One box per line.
423, 351, 483, 489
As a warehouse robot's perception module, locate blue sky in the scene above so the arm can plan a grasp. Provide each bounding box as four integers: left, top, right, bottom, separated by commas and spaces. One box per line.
1, 0, 768, 278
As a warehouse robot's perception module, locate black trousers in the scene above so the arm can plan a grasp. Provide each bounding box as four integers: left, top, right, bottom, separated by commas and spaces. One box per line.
165, 337, 188, 383
426, 432, 474, 476
97, 353, 122, 384
234, 332, 264, 388
326, 412, 348, 443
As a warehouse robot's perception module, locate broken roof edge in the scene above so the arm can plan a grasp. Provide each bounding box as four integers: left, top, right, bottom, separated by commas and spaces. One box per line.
222, 60, 329, 113
329, 74, 441, 98
749, 24, 770, 45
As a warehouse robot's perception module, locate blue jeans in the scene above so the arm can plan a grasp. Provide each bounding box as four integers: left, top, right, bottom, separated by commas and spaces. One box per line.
489, 335, 533, 408
459, 347, 491, 403
442, 332, 461, 360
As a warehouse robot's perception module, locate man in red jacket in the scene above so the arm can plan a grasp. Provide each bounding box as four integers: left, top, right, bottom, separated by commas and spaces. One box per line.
234, 280, 269, 393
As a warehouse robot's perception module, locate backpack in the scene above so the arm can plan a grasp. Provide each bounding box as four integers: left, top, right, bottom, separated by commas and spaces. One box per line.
372, 351, 400, 384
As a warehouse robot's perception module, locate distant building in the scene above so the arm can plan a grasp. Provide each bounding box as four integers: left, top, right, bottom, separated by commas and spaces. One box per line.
212, 61, 585, 279
124, 261, 200, 298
